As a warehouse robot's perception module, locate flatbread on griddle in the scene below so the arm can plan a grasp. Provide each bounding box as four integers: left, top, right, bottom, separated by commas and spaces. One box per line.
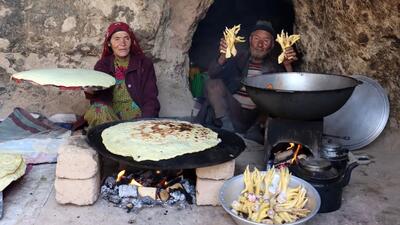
11, 68, 115, 89
101, 120, 221, 161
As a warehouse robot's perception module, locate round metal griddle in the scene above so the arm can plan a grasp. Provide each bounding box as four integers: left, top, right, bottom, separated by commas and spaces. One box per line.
86, 119, 246, 170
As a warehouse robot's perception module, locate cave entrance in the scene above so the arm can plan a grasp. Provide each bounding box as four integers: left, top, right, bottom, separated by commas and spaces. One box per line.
188, 0, 295, 100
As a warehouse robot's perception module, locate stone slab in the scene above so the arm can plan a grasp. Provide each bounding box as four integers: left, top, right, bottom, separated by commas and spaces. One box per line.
196, 178, 225, 206
56, 135, 99, 180
196, 160, 235, 180
54, 172, 100, 205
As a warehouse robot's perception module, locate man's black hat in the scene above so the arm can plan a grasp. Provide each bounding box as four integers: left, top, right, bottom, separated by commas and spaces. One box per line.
252, 20, 276, 37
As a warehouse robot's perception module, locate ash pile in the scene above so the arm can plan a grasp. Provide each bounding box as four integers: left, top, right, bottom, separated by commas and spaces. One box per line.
100, 169, 196, 213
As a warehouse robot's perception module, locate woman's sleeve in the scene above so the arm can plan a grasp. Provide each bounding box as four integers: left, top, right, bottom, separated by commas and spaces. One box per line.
140, 59, 160, 117
84, 60, 113, 103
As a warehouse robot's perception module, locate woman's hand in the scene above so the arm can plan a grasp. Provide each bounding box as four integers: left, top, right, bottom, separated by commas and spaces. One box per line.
83, 86, 103, 94
83, 87, 95, 94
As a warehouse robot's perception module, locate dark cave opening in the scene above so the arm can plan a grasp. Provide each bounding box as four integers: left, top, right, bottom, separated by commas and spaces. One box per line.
189, 0, 295, 72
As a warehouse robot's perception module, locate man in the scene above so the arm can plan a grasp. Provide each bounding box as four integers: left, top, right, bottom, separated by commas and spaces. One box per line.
197, 21, 297, 142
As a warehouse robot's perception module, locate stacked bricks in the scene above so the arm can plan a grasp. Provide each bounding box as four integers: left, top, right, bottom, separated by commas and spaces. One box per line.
195, 160, 235, 206
55, 135, 100, 205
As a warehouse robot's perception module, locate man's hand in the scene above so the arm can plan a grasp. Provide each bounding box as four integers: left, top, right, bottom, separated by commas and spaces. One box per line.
283, 47, 298, 64
282, 47, 298, 72
217, 38, 228, 65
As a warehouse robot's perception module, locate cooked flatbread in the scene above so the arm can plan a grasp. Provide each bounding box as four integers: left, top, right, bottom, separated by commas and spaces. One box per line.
101, 120, 221, 161
0, 154, 26, 191
11, 68, 115, 88
0, 153, 23, 178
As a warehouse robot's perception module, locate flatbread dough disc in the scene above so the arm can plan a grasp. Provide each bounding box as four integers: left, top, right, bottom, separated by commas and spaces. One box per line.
11, 68, 115, 88
0, 153, 23, 178
101, 120, 221, 161
0, 154, 26, 191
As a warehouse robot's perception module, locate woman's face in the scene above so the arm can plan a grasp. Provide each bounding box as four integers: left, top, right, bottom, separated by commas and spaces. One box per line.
110, 31, 131, 59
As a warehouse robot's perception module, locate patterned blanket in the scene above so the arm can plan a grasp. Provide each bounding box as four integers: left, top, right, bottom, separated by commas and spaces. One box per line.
0, 108, 71, 164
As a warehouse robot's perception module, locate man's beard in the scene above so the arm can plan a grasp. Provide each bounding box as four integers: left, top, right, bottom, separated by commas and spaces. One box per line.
250, 48, 268, 61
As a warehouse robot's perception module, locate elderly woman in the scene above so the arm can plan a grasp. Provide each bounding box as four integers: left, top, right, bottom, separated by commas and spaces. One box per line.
84, 22, 160, 128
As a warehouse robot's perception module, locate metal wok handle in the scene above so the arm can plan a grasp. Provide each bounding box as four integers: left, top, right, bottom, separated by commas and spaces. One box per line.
323, 133, 351, 141
349, 153, 372, 165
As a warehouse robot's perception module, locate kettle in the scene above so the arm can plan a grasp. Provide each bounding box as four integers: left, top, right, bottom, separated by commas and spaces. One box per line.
289, 156, 359, 213
320, 141, 350, 173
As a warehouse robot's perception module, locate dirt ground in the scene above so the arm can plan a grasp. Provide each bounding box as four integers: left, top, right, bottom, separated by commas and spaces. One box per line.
1, 127, 399, 225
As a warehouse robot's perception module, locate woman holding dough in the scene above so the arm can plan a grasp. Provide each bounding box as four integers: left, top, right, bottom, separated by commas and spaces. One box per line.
84, 22, 160, 128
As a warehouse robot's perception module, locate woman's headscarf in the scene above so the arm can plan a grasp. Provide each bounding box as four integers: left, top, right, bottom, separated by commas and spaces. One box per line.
101, 22, 144, 59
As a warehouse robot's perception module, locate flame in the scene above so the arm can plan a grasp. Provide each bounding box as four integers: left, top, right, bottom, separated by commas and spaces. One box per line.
116, 170, 125, 182
156, 170, 161, 174
129, 178, 143, 187
290, 144, 302, 164
286, 143, 295, 150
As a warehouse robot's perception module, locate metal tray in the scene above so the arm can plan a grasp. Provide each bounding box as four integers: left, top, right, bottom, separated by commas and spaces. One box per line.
324, 75, 389, 150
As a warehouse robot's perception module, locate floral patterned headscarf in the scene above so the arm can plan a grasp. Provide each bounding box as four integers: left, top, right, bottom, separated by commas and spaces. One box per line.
101, 22, 143, 59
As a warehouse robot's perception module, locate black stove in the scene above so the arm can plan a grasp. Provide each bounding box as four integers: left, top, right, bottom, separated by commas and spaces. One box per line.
263, 117, 359, 213
264, 118, 323, 164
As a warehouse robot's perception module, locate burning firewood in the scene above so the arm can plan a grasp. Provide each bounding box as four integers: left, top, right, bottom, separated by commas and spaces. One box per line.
138, 186, 157, 200
101, 169, 195, 213
159, 189, 170, 201
274, 150, 294, 163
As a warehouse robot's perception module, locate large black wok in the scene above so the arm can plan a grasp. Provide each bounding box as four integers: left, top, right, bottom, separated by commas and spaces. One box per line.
242, 72, 361, 120
86, 119, 246, 170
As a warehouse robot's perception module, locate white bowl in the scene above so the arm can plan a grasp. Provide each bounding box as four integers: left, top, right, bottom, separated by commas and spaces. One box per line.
219, 173, 321, 225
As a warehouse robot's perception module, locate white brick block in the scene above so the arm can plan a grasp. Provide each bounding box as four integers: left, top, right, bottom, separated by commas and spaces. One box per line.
56, 135, 99, 179
196, 160, 235, 180
196, 178, 225, 206
55, 172, 100, 205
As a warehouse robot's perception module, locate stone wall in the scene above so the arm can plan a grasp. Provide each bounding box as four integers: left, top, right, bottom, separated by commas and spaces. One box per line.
293, 0, 400, 127
1, 0, 398, 127
0, 0, 213, 119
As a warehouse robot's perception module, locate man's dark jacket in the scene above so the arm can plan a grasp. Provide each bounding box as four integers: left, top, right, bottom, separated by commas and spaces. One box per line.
208, 50, 284, 93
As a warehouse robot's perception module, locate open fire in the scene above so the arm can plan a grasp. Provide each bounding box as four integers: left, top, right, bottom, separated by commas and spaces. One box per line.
271, 142, 311, 167
101, 169, 196, 213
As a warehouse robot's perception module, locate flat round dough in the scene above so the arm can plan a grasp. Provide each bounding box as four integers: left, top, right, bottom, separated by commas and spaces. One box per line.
101, 120, 221, 161
0, 154, 26, 191
0, 153, 23, 178
11, 68, 115, 88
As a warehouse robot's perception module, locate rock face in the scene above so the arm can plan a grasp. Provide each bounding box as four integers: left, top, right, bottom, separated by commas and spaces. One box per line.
0, 0, 398, 127
0, 0, 213, 119
293, 1, 400, 127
